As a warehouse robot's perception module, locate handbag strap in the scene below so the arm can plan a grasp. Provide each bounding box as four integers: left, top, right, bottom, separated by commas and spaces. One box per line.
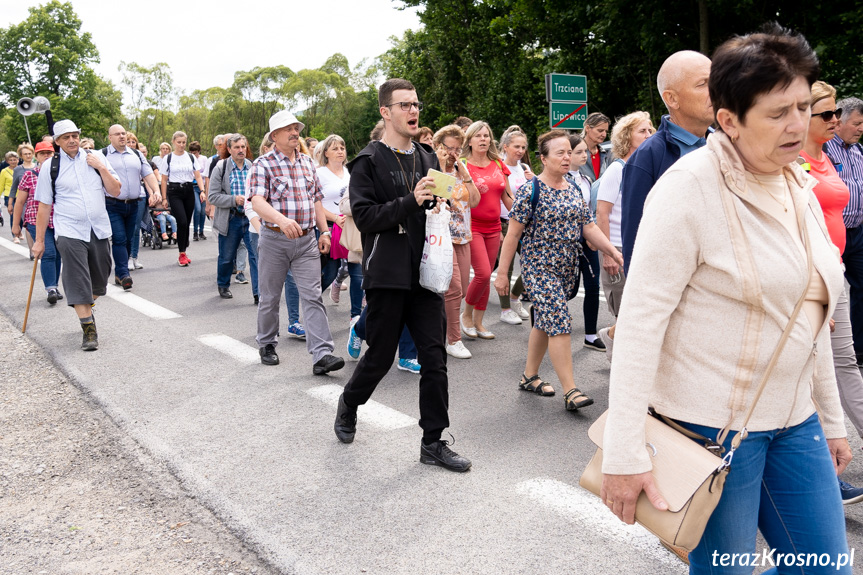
716, 191, 815, 467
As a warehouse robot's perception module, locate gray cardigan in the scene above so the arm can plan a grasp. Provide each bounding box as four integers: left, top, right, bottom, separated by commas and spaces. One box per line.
208, 157, 252, 236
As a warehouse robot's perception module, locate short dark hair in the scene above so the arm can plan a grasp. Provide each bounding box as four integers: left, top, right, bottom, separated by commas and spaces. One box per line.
453, 116, 472, 130
709, 23, 819, 125
188, 141, 201, 153
378, 78, 416, 109
538, 130, 571, 157
568, 132, 584, 151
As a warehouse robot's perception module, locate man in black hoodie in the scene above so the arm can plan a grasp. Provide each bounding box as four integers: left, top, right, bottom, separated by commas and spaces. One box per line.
334, 78, 471, 472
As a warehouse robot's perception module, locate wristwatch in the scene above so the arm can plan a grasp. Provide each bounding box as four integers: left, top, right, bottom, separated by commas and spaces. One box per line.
463, 178, 473, 184
321, 231, 332, 237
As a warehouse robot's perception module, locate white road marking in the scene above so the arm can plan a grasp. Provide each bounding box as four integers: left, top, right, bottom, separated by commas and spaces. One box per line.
105, 285, 183, 319
0, 234, 182, 320
307, 384, 417, 430
0, 236, 32, 258
515, 477, 686, 570
197, 333, 260, 364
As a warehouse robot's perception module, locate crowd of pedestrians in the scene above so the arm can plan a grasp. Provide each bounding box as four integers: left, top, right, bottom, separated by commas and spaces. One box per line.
7, 22, 863, 571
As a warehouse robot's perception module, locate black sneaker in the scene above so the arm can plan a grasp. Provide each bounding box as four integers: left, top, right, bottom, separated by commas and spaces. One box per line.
420, 437, 471, 472
253, 294, 259, 305
193, 232, 199, 241
259, 344, 279, 365
313, 354, 345, 375
218, 287, 233, 299
334, 393, 357, 443
47, 288, 59, 305
583, 338, 606, 351
81, 321, 98, 351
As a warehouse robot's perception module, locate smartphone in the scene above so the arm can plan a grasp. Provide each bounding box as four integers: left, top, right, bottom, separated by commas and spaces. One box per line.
426, 168, 456, 199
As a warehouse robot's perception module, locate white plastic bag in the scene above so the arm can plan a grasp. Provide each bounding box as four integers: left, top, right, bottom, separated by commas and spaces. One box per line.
419, 206, 454, 293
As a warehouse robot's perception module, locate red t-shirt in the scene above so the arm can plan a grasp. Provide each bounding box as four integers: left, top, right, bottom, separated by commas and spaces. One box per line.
591, 151, 601, 180
466, 159, 511, 233
801, 150, 850, 256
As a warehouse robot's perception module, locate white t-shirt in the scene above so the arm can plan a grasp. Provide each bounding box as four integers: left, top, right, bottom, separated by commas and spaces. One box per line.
595, 159, 625, 246
162, 152, 197, 183
501, 160, 528, 220
317, 165, 350, 215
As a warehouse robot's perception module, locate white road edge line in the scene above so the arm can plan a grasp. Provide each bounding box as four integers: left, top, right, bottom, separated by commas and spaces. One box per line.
0, 235, 182, 320
307, 384, 417, 430
197, 333, 260, 364
515, 477, 686, 570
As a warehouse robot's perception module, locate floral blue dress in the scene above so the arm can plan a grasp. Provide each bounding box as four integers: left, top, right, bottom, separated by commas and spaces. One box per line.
509, 178, 594, 336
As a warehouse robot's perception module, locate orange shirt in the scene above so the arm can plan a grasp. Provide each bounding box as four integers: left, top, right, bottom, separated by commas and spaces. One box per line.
801, 150, 850, 256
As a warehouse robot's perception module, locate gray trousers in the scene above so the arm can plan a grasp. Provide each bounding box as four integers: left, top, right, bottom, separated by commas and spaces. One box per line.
256, 227, 334, 362
832, 286, 863, 437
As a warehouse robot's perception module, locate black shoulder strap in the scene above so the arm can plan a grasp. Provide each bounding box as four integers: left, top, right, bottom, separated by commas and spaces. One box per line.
221, 158, 227, 179
101, 147, 109, 156
528, 176, 541, 238
133, 148, 144, 166
166, 152, 172, 176
50, 152, 61, 200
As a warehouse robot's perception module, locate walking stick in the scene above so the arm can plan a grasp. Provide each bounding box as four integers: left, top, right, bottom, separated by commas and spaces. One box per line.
22, 257, 39, 333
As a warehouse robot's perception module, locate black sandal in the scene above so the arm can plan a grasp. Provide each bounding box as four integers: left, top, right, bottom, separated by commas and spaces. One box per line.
564, 388, 594, 411
519, 374, 555, 396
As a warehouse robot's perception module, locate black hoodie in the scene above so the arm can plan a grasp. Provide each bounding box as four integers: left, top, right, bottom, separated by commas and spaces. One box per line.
347, 140, 440, 290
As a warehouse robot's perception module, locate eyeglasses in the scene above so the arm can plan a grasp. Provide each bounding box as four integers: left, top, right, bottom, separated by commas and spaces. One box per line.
442, 145, 462, 154
812, 108, 843, 122
386, 101, 423, 112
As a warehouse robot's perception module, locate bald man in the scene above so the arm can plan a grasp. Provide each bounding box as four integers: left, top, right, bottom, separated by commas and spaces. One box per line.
103, 124, 161, 288
620, 50, 714, 273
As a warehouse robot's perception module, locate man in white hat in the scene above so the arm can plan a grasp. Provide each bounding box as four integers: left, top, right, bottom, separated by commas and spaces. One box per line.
248, 110, 344, 374
32, 119, 121, 351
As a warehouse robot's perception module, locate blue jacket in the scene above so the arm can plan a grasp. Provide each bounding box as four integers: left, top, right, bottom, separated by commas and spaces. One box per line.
620, 115, 681, 272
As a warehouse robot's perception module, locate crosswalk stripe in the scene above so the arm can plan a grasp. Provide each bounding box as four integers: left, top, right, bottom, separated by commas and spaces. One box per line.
307, 384, 417, 430
197, 333, 260, 364
106, 285, 183, 319
0, 236, 32, 258
515, 477, 686, 570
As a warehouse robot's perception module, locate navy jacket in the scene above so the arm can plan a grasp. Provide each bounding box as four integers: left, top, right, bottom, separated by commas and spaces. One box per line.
620, 115, 681, 272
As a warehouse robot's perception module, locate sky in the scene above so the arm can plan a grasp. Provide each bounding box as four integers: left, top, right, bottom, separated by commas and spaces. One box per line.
3, 0, 422, 107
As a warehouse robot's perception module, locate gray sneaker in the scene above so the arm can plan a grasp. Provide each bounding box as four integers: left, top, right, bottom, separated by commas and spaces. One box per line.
598, 327, 614, 363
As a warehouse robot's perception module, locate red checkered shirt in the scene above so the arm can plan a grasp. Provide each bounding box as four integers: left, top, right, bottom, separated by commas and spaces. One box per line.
248, 146, 322, 229
18, 168, 54, 228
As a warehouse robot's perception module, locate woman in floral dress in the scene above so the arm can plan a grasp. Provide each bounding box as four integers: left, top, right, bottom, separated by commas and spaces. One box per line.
495, 130, 623, 411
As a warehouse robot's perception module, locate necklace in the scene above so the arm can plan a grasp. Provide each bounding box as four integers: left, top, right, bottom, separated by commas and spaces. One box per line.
752, 173, 788, 212
382, 139, 417, 195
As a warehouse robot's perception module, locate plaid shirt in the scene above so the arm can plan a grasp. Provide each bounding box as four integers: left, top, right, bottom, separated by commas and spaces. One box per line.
18, 168, 54, 228
229, 159, 249, 213
248, 147, 322, 229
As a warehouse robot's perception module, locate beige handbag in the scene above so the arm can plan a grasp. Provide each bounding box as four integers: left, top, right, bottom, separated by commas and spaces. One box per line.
339, 214, 363, 253
580, 193, 815, 552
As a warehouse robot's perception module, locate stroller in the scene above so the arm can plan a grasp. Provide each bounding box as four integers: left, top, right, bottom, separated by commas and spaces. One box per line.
141, 207, 175, 249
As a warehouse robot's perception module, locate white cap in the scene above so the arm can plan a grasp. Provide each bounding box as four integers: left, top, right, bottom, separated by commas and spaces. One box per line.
52, 119, 81, 139
268, 110, 305, 134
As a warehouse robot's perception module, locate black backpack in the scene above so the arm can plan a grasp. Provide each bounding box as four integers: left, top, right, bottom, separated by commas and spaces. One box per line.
50, 148, 105, 199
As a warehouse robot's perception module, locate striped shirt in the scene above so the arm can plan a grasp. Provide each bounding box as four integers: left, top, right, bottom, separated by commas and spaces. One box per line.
33, 148, 118, 241
248, 147, 322, 229
103, 144, 153, 200
825, 137, 863, 228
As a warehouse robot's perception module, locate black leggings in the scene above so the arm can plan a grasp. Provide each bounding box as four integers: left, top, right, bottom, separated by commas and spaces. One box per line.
167, 184, 195, 253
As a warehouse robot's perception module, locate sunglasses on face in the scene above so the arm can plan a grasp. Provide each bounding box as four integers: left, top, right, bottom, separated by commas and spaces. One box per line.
812, 108, 843, 122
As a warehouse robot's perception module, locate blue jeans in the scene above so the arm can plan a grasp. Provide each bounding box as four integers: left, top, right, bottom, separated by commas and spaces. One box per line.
27, 224, 61, 290
193, 184, 206, 234
130, 197, 146, 259
347, 262, 363, 318
355, 305, 416, 360
106, 198, 139, 278
217, 214, 258, 295
285, 270, 300, 325
156, 213, 177, 235
577, 243, 600, 335
678, 413, 850, 574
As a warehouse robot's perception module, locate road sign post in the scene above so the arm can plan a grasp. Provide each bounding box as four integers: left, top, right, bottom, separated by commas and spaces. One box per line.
546, 73, 588, 129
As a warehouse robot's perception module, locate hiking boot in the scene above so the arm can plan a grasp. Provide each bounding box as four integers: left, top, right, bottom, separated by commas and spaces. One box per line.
81, 321, 98, 351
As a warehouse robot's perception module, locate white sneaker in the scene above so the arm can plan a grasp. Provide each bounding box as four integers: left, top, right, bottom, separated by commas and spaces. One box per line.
510, 299, 530, 320
598, 327, 614, 363
500, 309, 523, 325
446, 340, 472, 359
128, 258, 135, 271
132, 258, 143, 269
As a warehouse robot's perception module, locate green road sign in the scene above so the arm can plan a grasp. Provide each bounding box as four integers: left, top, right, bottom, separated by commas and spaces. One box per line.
549, 101, 588, 130
545, 73, 588, 103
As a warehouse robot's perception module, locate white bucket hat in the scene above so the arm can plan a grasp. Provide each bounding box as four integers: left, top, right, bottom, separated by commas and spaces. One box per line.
52, 119, 81, 139
268, 110, 305, 134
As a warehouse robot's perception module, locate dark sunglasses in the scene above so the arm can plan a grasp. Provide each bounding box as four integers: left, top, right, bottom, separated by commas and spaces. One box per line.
812, 108, 843, 121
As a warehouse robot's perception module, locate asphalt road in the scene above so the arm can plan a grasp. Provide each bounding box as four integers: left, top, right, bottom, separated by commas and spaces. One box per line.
2, 229, 862, 574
